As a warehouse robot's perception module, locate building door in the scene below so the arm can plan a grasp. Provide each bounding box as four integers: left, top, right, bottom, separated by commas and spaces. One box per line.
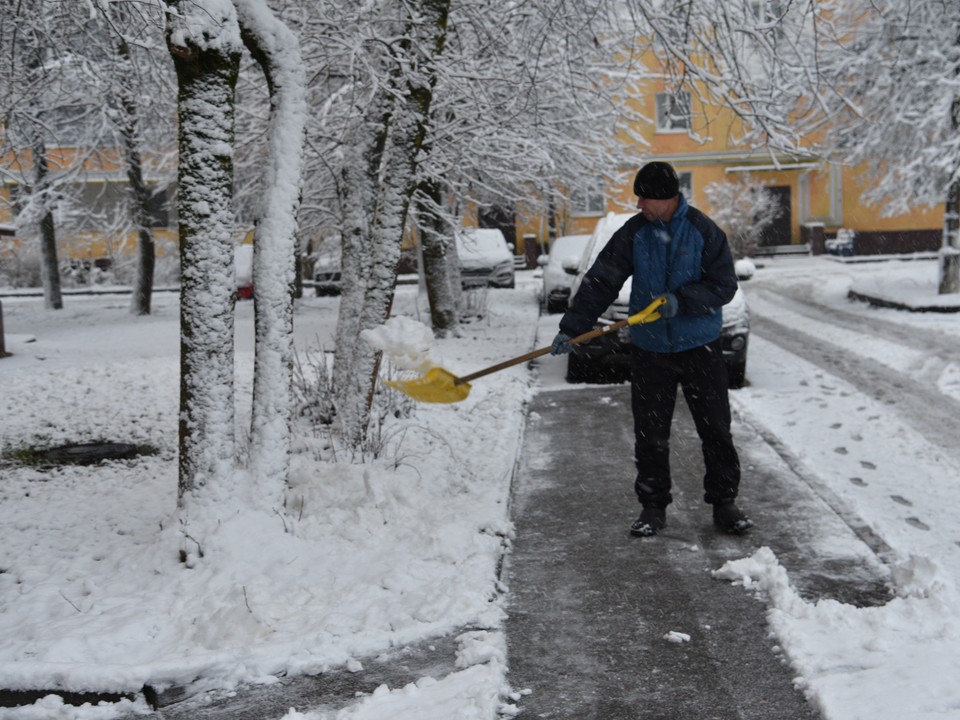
758, 186, 792, 246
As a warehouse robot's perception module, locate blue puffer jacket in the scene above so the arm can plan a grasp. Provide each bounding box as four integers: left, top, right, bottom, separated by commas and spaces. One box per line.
560, 195, 738, 353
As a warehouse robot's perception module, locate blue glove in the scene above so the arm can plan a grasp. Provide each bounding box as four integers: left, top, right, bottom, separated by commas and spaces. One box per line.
551, 331, 574, 355
660, 293, 679, 318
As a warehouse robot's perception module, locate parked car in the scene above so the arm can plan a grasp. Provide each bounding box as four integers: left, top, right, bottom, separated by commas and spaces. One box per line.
313, 248, 342, 296
456, 228, 516, 288
565, 212, 751, 388
540, 233, 591, 313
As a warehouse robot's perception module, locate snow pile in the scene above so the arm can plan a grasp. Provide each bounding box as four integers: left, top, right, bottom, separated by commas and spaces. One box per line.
361, 316, 439, 371
715, 549, 960, 720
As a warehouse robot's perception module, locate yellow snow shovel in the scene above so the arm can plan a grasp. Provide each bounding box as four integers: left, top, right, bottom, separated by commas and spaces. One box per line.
384, 296, 667, 403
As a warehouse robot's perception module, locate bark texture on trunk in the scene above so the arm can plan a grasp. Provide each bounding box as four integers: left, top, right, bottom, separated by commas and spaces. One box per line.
237, 0, 307, 506
414, 184, 458, 337
170, 34, 241, 508
33, 142, 62, 311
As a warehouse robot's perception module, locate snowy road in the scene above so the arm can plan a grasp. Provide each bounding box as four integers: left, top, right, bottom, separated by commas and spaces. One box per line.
746, 272, 960, 456
731, 257, 960, 578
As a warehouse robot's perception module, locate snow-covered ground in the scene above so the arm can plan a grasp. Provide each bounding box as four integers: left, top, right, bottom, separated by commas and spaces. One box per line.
1, 255, 960, 719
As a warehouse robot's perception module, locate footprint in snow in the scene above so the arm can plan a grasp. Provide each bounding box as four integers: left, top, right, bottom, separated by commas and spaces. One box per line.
906, 517, 931, 531
890, 495, 912, 507
834, 447, 849, 455
849, 477, 867, 487
860, 460, 877, 470
830, 423, 842, 429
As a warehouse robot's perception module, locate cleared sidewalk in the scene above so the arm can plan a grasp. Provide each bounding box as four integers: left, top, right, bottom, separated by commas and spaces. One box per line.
503, 383, 889, 719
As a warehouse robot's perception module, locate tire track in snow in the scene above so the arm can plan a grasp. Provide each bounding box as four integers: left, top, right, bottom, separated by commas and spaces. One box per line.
748, 283, 960, 399
749, 311, 960, 459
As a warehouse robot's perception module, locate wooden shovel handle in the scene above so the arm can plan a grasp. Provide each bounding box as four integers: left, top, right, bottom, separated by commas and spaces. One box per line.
457, 297, 665, 385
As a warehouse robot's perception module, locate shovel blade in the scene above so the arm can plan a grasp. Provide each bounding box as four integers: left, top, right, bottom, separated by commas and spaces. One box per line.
384, 367, 472, 403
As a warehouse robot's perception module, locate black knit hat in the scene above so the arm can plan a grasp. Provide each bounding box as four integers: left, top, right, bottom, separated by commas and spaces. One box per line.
633, 161, 680, 199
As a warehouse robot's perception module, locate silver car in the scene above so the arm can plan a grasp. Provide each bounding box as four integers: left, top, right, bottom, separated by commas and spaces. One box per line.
457, 228, 516, 288
540, 233, 591, 313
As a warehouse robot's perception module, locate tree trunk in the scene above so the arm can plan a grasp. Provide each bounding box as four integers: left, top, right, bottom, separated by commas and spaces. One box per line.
121, 100, 156, 316
168, 21, 242, 530
414, 184, 459, 336
236, 0, 307, 506
939, 177, 960, 294
332, 134, 401, 447
113, 35, 156, 317
332, 0, 452, 447
33, 142, 62, 311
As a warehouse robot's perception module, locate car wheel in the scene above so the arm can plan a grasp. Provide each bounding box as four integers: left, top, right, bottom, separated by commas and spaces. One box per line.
567, 352, 629, 384
566, 351, 597, 384
726, 360, 746, 389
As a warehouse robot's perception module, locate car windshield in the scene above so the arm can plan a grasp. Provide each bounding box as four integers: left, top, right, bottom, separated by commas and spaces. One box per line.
548, 236, 590, 267
458, 230, 505, 256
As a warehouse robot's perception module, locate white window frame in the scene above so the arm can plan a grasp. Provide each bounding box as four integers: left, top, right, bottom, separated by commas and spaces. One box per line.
570, 179, 606, 216
749, 0, 785, 39
655, 92, 691, 133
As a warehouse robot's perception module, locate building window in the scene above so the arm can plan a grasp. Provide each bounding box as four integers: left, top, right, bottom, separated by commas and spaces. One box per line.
749, 1, 785, 39
656, 92, 691, 132
145, 185, 172, 228
570, 179, 605, 216
749, 0, 783, 22
678, 171, 693, 198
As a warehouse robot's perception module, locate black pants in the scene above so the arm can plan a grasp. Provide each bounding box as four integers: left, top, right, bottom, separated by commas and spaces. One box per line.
630, 340, 740, 507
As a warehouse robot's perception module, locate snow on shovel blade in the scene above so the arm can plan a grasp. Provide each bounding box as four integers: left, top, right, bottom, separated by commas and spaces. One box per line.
384, 367, 472, 404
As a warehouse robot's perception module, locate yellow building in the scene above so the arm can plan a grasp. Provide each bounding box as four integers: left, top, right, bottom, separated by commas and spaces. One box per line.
513, 67, 943, 260
0, 145, 178, 271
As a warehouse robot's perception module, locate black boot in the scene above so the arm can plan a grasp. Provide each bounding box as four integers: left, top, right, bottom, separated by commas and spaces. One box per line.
713, 501, 753, 535
630, 506, 666, 536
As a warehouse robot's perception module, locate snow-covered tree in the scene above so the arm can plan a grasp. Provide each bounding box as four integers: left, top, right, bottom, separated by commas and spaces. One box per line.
0, 0, 73, 310
811, 0, 960, 293
92, 1, 176, 315
234, 0, 307, 504
348, 0, 451, 446
165, 0, 243, 558
166, 0, 307, 556
289, 0, 645, 446
2, 1, 176, 310
704, 175, 782, 259
631, 0, 960, 294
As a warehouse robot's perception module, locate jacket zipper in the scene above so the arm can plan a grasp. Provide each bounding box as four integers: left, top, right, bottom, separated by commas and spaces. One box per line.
662, 218, 674, 352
